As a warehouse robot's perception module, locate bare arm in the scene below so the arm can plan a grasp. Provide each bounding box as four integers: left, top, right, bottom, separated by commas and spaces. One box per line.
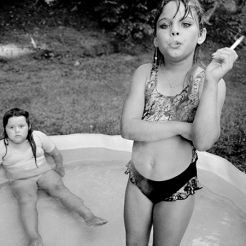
192, 47, 238, 151
121, 64, 191, 142
192, 78, 226, 150
47, 147, 65, 177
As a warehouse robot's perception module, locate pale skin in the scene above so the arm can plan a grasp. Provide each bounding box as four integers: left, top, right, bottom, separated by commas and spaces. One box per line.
121, 1, 238, 246
4, 116, 107, 246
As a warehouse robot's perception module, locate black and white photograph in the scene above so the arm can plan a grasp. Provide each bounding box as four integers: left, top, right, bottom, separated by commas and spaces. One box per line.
0, 0, 245, 245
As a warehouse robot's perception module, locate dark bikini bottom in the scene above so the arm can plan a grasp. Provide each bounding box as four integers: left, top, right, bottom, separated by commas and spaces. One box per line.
125, 150, 202, 204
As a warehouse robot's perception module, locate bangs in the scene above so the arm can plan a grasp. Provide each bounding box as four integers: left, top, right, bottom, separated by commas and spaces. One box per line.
156, 0, 205, 31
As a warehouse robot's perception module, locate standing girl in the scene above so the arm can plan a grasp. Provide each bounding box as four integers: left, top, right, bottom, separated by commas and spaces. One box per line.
121, 0, 238, 245
0, 108, 107, 246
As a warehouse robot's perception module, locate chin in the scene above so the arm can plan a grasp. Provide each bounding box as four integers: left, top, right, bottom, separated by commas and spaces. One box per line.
12, 138, 25, 144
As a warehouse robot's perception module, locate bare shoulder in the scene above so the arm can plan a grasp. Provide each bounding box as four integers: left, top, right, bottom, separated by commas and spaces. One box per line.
0, 139, 6, 157
122, 63, 152, 116
132, 63, 152, 85
136, 63, 152, 72
0, 139, 4, 149
33, 130, 46, 137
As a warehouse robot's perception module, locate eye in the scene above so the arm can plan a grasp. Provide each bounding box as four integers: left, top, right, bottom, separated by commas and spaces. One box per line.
159, 23, 169, 29
182, 22, 192, 28
158, 20, 171, 29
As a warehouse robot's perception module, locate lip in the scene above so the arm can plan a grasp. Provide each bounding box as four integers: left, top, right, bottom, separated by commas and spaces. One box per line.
169, 41, 182, 48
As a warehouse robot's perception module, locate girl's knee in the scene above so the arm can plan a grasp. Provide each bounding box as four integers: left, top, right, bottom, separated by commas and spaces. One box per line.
47, 182, 67, 196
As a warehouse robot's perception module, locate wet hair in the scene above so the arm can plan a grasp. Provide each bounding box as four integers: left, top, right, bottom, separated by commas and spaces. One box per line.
153, 0, 207, 66
2, 108, 37, 167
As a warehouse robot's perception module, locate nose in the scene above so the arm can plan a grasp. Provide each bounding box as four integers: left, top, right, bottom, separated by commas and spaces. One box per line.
15, 127, 20, 133
171, 24, 180, 36
171, 30, 179, 36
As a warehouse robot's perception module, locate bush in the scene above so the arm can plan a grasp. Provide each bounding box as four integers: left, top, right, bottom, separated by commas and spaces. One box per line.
93, 0, 154, 41
86, 0, 246, 45
2, 0, 244, 44
202, 0, 246, 45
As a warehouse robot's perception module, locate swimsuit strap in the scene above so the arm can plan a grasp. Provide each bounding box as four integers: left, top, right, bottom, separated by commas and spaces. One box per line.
145, 65, 158, 92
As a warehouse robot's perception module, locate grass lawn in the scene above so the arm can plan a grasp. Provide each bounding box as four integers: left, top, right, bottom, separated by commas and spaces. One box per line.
0, 3, 245, 172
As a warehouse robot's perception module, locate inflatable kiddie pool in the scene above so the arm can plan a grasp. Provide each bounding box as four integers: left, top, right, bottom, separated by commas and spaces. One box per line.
0, 134, 246, 246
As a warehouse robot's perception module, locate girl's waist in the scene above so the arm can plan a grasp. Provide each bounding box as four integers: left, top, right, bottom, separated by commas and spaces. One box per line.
4, 162, 52, 180
131, 140, 195, 180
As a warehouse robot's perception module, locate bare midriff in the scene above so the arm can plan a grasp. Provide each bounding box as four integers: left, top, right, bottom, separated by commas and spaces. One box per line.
131, 136, 193, 181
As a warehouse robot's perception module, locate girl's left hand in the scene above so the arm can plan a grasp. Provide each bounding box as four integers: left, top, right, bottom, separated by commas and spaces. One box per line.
205, 47, 238, 83
55, 165, 65, 177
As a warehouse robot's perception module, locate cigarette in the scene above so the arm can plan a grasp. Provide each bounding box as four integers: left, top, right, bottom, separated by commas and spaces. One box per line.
230, 36, 244, 50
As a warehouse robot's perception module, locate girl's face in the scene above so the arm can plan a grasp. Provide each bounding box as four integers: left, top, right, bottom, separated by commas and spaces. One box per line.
155, 1, 206, 63
5, 116, 29, 144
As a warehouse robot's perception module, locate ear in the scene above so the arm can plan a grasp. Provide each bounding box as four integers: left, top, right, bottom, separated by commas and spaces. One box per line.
28, 124, 32, 130
153, 37, 158, 47
198, 28, 207, 45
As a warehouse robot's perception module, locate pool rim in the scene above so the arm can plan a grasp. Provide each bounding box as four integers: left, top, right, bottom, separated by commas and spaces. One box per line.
22, 133, 244, 215
50, 133, 246, 196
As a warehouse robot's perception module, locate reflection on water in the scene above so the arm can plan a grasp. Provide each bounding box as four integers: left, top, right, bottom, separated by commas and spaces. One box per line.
0, 158, 246, 246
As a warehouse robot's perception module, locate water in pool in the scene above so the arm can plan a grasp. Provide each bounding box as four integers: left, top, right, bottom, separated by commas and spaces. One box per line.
0, 149, 246, 246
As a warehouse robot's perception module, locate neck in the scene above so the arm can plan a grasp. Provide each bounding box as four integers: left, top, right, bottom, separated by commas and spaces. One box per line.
157, 56, 196, 91
163, 57, 194, 74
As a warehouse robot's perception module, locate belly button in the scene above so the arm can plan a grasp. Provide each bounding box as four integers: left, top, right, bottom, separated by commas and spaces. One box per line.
149, 162, 155, 168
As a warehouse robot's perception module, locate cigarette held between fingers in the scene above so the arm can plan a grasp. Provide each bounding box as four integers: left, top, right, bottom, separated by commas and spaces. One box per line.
230, 36, 244, 50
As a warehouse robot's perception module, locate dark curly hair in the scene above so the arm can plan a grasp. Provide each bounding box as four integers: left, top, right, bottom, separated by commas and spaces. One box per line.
2, 108, 37, 167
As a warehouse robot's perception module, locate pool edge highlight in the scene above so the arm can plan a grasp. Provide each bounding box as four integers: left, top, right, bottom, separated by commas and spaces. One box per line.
50, 133, 246, 213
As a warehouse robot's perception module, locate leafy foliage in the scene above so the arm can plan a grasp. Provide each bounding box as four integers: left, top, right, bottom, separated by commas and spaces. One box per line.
85, 0, 245, 45
93, 0, 154, 41
202, 0, 246, 45
1, 0, 244, 44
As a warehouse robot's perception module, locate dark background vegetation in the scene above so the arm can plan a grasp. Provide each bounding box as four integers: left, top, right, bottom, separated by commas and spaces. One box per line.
0, 0, 245, 171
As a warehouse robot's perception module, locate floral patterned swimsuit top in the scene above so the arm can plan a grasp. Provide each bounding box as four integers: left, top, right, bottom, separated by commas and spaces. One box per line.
142, 65, 205, 123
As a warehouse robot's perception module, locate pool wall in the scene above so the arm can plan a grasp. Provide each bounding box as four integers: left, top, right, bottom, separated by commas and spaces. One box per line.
1, 133, 246, 212
50, 133, 246, 213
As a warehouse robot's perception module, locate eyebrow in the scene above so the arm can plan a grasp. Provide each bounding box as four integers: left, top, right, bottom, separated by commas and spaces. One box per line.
158, 16, 194, 23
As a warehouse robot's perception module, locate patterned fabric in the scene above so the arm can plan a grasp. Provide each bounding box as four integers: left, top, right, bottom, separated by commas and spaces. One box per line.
125, 159, 202, 203
163, 177, 201, 201
142, 65, 205, 123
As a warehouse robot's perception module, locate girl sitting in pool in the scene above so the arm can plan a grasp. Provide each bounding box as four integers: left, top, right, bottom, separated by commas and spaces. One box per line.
121, 0, 238, 245
0, 108, 107, 246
